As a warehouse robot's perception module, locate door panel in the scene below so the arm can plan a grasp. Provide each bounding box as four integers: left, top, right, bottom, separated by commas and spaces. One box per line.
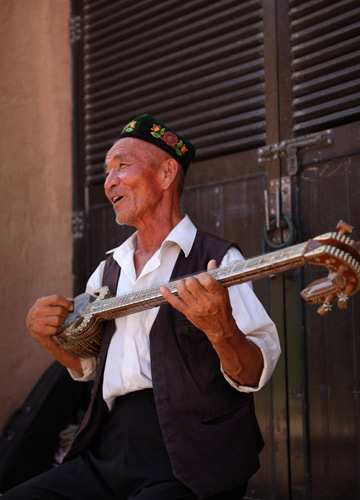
182, 173, 267, 258
295, 139, 360, 499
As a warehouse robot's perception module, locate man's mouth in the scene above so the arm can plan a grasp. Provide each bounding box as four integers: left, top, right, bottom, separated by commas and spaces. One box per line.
112, 195, 123, 204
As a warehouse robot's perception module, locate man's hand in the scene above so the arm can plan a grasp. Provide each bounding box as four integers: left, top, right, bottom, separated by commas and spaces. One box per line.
26, 295, 83, 375
160, 260, 238, 342
26, 295, 74, 341
160, 260, 263, 387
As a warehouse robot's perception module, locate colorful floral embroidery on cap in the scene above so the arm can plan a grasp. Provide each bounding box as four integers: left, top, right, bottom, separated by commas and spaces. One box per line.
164, 131, 178, 146
150, 124, 186, 157
124, 120, 137, 132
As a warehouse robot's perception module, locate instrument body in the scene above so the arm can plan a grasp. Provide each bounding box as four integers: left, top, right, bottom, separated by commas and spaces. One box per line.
53, 221, 360, 357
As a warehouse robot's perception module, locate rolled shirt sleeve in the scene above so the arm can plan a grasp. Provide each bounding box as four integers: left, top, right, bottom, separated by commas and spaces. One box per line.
219, 246, 281, 392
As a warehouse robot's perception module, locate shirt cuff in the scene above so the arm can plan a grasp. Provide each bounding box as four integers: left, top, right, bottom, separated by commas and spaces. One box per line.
221, 331, 280, 393
68, 356, 97, 382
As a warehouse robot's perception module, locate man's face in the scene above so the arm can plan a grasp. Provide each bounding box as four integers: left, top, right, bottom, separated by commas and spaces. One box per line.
104, 137, 165, 227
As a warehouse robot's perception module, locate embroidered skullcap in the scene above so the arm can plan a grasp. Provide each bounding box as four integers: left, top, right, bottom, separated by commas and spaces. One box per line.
118, 114, 196, 173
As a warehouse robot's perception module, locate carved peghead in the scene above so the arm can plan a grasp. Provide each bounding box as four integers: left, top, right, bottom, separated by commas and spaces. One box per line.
336, 220, 353, 236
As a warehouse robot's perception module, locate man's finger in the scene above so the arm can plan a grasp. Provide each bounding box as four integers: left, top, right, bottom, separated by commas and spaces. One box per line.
66, 298, 75, 311
180, 276, 202, 297
197, 272, 222, 294
36, 305, 72, 319
37, 295, 74, 311
207, 259, 217, 271
38, 314, 67, 328
160, 285, 187, 314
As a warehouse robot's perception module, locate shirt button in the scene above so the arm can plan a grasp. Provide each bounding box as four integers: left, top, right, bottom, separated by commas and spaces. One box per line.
91, 387, 95, 395
96, 357, 101, 365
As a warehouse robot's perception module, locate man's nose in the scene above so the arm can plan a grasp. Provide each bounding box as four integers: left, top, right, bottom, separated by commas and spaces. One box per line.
104, 169, 120, 190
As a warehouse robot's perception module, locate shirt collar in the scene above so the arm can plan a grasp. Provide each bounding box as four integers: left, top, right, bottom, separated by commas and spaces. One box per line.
160, 214, 196, 257
106, 214, 197, 259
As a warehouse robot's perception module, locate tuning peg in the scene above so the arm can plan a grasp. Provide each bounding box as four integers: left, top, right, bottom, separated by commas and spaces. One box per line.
317, 294, 336, 316
337, 284, 355, 310
336, 220, 353, 236
337, 293, 348, 310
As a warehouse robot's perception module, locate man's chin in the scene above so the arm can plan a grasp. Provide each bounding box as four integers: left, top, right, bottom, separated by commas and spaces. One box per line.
114, 208, 136, 228
115, 219, 125, 226
114, 209, 128, 226
115, 216, 134, 227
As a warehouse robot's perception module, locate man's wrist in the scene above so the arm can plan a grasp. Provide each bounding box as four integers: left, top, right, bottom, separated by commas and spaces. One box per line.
208, 322, 245, 345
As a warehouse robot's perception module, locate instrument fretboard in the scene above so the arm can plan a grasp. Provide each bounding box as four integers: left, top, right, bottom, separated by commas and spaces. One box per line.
90, 242, 309, 321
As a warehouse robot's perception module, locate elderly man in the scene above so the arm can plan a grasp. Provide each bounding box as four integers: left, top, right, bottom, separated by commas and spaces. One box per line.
5, 114, 280, 500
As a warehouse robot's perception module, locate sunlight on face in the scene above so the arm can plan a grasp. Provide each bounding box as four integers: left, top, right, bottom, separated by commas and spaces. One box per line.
104, 138, 171, 228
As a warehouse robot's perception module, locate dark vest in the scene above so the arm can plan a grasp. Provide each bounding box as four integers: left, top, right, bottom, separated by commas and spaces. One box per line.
66, 230, 264, 498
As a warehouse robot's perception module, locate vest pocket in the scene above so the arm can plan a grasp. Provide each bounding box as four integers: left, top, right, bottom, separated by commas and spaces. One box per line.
200, 401, 250, 425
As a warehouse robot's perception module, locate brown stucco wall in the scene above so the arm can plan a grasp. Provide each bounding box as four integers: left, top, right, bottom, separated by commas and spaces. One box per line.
0, 0, 72, 430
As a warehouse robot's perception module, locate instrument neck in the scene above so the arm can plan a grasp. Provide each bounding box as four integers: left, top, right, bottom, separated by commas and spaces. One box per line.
94, 241, 309, 320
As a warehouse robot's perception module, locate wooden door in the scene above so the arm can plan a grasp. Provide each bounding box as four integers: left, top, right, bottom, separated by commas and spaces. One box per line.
246, 1, 360, 498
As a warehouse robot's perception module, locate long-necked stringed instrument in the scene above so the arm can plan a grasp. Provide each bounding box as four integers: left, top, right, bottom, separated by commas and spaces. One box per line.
53, 221, 360, 357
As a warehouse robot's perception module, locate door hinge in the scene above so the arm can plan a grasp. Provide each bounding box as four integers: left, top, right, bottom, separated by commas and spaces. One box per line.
72, 210, 85, 239
257, 130, 333, 175
70, 15, 82, 44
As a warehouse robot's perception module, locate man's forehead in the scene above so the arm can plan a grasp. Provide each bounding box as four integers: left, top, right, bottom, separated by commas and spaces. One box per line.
105, 138, 138, 161
105, 137, 168, 164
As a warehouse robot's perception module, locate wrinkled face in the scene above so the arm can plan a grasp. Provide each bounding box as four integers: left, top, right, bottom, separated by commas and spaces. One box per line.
104, 138, 165, 227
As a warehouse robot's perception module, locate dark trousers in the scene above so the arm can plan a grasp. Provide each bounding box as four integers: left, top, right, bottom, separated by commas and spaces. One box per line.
2, 390, 247, 499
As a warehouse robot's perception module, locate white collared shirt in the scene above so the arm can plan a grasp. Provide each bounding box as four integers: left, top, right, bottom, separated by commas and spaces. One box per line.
70, 215, 280, 410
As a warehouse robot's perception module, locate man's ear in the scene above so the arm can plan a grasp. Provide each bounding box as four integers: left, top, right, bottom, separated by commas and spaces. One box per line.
161, 158, 179, 190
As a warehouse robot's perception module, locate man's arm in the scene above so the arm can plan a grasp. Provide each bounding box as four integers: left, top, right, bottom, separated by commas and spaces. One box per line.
160, 259, 264, 387
26, 295, 83, 375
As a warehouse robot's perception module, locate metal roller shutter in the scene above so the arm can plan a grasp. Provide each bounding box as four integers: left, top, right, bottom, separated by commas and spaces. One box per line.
83, 0, 266, 185
290, 0, 360, 136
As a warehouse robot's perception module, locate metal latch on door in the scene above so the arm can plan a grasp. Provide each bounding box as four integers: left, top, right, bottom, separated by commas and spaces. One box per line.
257, 129, 333, 176
257, 130, 333, 251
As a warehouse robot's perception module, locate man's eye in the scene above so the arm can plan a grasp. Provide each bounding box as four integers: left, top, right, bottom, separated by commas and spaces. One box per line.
104, 163, 128, 178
